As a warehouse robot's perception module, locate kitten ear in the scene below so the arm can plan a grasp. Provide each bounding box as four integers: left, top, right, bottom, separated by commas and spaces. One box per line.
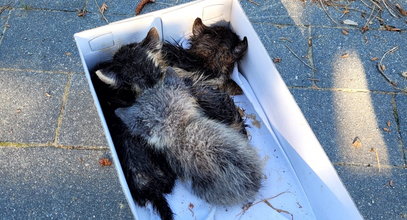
163, 67, 181, 86
233, 37, 248, 59
142, 27, 160, 49
95, 69, 117, 87
192, 17, 207, 36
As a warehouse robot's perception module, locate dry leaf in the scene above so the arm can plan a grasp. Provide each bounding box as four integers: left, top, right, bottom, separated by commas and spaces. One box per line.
383, 127, 390, 132
45, 92, 51, 97
370, 57, 379, 61
273, 57, 282, 63
16, 108, 22, 113
77, 9, 87, 17
341, 53, 349, 58
401, 72, 407, 78
188, 203, 194, 209
135, 0, 155, 15
352, 137, 362, 148
387, 121, 391, 127
388, 180, 394, 187
100, 3, 108, 14
378, 64, 386, 72
342, 29, 349, 35
361, 26, 369, 33
65, 52, 72, 56
343, 19, 358, 26
99, 158, 112, 166
384, 25, 401, 32
395, 4, 407, 16
342, 9, 350, 14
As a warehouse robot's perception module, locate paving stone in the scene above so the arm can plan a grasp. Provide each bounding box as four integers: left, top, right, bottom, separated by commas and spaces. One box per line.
312, 27, 406, 91
0, 0, 17, 6
396, 94, 407, 163
0, 147, 132, 219
252, 23, 313, 87
16, 0, 86, 11
0, 70, 67, 143
290, 89, 404, 166
0, 9, 116, 72
335, 165, 407, 220
59, 74, 107, 147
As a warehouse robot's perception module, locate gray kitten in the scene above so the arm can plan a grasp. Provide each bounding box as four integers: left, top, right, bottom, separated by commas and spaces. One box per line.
115, 68, 262, 206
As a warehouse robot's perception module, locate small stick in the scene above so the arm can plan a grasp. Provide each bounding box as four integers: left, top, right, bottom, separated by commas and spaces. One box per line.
363, 5, 377, 30
376, 46, 405, 91
135, 0, 155, 15
372, 148, 381, 172
236, 191, 289, 216
247, 0, 260, 6
284, 45, 315, 71
368, 0, 383, 10
264, 200, 294, 220
319, 0, 339, 25
93, 0, 109, 23
382, 0, 399, 17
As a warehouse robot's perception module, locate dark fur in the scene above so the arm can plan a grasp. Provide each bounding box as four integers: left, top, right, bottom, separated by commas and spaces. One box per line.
95, 27, 246, 136
116, 68, 262, 205
162, 18, 248, 94
90, 29, 176, 220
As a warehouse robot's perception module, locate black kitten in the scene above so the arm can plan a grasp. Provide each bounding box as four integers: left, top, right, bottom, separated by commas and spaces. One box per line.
162, 17, 248, 95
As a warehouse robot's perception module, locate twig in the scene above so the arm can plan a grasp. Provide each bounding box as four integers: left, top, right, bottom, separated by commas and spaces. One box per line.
382, 0, 399, 17
247, 0, 260, 6
264, 200, 294, 220
363, 5, 377, 30
376, 46, 406, 91
236, 191, 290, 216
368, 0, 383, 10
360, 0, 375, 10
284, 45, 315, 71
93, 0, 109, 23
318, 0, 339, 25
135, 0, 155, 15
371, 148, 381, 172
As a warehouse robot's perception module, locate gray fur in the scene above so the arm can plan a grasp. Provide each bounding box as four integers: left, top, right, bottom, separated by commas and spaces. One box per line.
115, 69, 262, 205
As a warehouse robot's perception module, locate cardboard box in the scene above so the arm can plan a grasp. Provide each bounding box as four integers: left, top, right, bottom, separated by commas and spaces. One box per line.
74, 0, 363, 219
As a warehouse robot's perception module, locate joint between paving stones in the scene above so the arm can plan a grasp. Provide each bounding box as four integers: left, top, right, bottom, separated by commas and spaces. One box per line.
334, 162, 406, 169
288, 86, 407, 95
53, 73, 73, 147
0, 7, 13, 47
306, 25, 317, 87
0, 141, 109, 150
390, 94, 407, 166
0, 67, 82, 75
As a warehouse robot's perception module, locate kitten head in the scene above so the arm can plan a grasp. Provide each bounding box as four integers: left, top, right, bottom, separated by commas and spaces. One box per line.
94, 27, 164, 95
189, 18, 248, 75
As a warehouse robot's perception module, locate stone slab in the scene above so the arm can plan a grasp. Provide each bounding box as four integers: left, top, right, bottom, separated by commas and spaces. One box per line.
59, 74, 107, 147
0, 70, 67, 143
0, 147, 132, 219
335, 165, 407, 220
290, 88, 404, 166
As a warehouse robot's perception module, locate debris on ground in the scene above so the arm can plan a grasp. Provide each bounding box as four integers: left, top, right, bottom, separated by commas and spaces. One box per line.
99, 158, 113, 166
135, 0, 155, 15
352, 137, 362, 148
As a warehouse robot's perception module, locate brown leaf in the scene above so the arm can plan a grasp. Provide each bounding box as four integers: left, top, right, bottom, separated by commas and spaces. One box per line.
396, 4, 407, 16
341, 53, 349, 58
387, 121, 391, 127
378, 64, 386, 72
272, 57, 282, 63
65, 52, 72, 56
342, 9, 350, 14
77, 9, 87, 17
352, 137, 362, 148
383, 127, 390, 132
135, 0, 155, 15
100, 3, 108, 14
342, 29, 349, 35
361, 26, 369, 33
99, 158, 112, 166
384, 25, 401, 32
370, 57, 379, 61
188, 203, 194, 209
16, 108, 22, 113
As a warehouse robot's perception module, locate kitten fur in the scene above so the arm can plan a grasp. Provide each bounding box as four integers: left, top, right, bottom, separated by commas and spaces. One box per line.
95, 28, 246, 136
162, 17, 248, 95
116, 68, 262, 205
91, 54, 176, 220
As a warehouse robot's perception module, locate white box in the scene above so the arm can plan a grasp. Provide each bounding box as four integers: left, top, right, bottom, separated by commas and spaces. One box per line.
74, 0, 362, 219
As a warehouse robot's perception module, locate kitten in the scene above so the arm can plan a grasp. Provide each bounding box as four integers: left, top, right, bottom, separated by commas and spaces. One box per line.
116, 68, 262, 206
162, 17, 248, 95
91, 47, 176, 220
95, 27, 246, 136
